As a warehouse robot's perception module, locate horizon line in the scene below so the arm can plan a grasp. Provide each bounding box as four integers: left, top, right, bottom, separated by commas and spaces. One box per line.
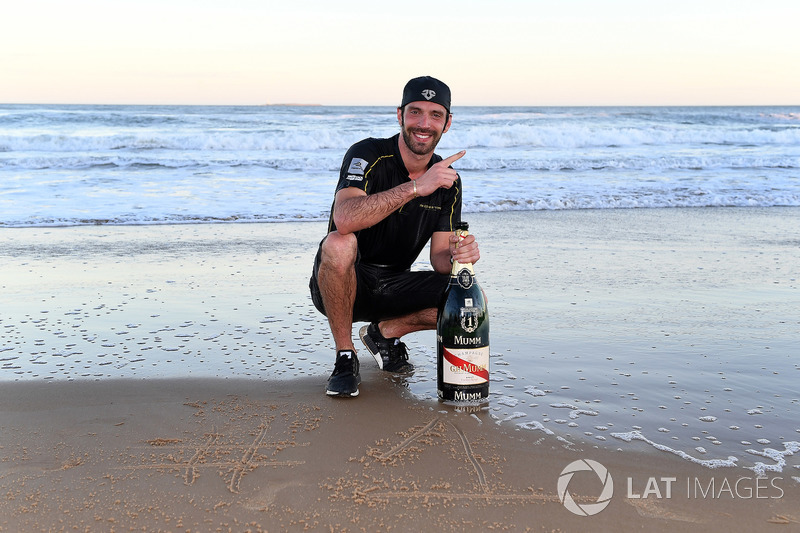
2, 101, 798, 108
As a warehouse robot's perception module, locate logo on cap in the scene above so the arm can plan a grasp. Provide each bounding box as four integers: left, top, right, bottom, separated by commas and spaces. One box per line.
421, 89, 436, 100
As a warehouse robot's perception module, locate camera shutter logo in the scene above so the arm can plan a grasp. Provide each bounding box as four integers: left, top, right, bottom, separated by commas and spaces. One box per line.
557, 459, 614, 516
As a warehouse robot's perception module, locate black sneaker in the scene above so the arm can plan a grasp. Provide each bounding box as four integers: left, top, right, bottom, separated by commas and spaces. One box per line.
359, 323, 414, 373
326, 350, 361, 397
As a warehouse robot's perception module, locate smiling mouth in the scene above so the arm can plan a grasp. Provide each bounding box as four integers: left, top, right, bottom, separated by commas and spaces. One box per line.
402, 126, 439, 155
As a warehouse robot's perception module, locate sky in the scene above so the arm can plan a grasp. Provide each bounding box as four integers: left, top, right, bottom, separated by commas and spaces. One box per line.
3, 0, 799, 106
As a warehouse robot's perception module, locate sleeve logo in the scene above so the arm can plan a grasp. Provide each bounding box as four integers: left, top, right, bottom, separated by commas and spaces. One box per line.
347, 158, 369, 175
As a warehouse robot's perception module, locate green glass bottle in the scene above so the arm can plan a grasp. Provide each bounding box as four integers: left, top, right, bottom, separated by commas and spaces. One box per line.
437, 221, 490, 402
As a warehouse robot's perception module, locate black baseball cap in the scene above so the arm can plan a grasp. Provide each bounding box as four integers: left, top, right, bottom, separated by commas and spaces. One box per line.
400, 76, 451, 115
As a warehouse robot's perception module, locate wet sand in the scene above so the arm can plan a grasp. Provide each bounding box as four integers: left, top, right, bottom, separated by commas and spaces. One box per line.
1, 208, 799, 531
2, 377, 798, 532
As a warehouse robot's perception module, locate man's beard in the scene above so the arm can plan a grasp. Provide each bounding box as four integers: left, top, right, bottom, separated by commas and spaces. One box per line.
400, 117, 444, 156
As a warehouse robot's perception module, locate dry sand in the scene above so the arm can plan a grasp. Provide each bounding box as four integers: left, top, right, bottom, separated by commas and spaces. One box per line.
1, 208, 799, 531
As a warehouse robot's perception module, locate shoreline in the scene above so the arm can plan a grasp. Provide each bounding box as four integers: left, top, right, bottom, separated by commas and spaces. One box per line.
1, 203, 798, 230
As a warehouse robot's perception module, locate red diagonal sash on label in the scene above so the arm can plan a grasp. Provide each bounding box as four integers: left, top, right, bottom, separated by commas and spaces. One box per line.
443, 348, 489, 381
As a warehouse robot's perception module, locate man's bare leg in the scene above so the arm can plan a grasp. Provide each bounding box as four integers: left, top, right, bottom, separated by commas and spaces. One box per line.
316, 231, 358, 352
378, 308, 438, 340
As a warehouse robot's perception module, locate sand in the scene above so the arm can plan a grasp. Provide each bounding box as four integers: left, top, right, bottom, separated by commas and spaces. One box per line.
1, 377, 798, 532
1, 208, 799, 531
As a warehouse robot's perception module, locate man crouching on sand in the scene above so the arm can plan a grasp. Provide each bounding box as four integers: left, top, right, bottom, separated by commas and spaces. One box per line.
309, 76, 481, 397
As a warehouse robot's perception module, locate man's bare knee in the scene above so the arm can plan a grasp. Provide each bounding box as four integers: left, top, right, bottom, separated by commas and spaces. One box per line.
320, 231, 357, 272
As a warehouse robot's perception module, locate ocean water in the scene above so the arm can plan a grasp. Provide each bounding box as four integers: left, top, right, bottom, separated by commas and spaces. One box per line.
1, 104, 799, 227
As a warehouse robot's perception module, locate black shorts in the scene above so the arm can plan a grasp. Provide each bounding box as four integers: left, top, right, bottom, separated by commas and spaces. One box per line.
309, 242, 448, 323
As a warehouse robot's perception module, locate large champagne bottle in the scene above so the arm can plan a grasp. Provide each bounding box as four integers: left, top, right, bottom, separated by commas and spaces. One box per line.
437, 221, 490, 401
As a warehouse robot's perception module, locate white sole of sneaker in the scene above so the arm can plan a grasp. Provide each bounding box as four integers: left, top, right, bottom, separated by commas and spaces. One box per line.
358, 325, 384, 370
326, 389, 359, 397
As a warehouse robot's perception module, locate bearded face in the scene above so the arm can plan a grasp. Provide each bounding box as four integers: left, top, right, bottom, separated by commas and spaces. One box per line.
399, 103, 450, 157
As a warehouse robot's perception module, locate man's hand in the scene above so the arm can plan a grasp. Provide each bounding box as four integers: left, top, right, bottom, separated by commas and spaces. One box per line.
415, 151, 465, 197
450, 230, 480, 265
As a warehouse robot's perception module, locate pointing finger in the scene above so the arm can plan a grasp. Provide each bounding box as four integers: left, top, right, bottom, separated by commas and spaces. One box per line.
440, 150, 466, 167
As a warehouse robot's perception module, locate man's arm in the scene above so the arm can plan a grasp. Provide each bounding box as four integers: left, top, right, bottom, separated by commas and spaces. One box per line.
332, 183, 415, 235
430, 230, 481, 275
430, 231, 454, 274
333, 151, 467, 236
